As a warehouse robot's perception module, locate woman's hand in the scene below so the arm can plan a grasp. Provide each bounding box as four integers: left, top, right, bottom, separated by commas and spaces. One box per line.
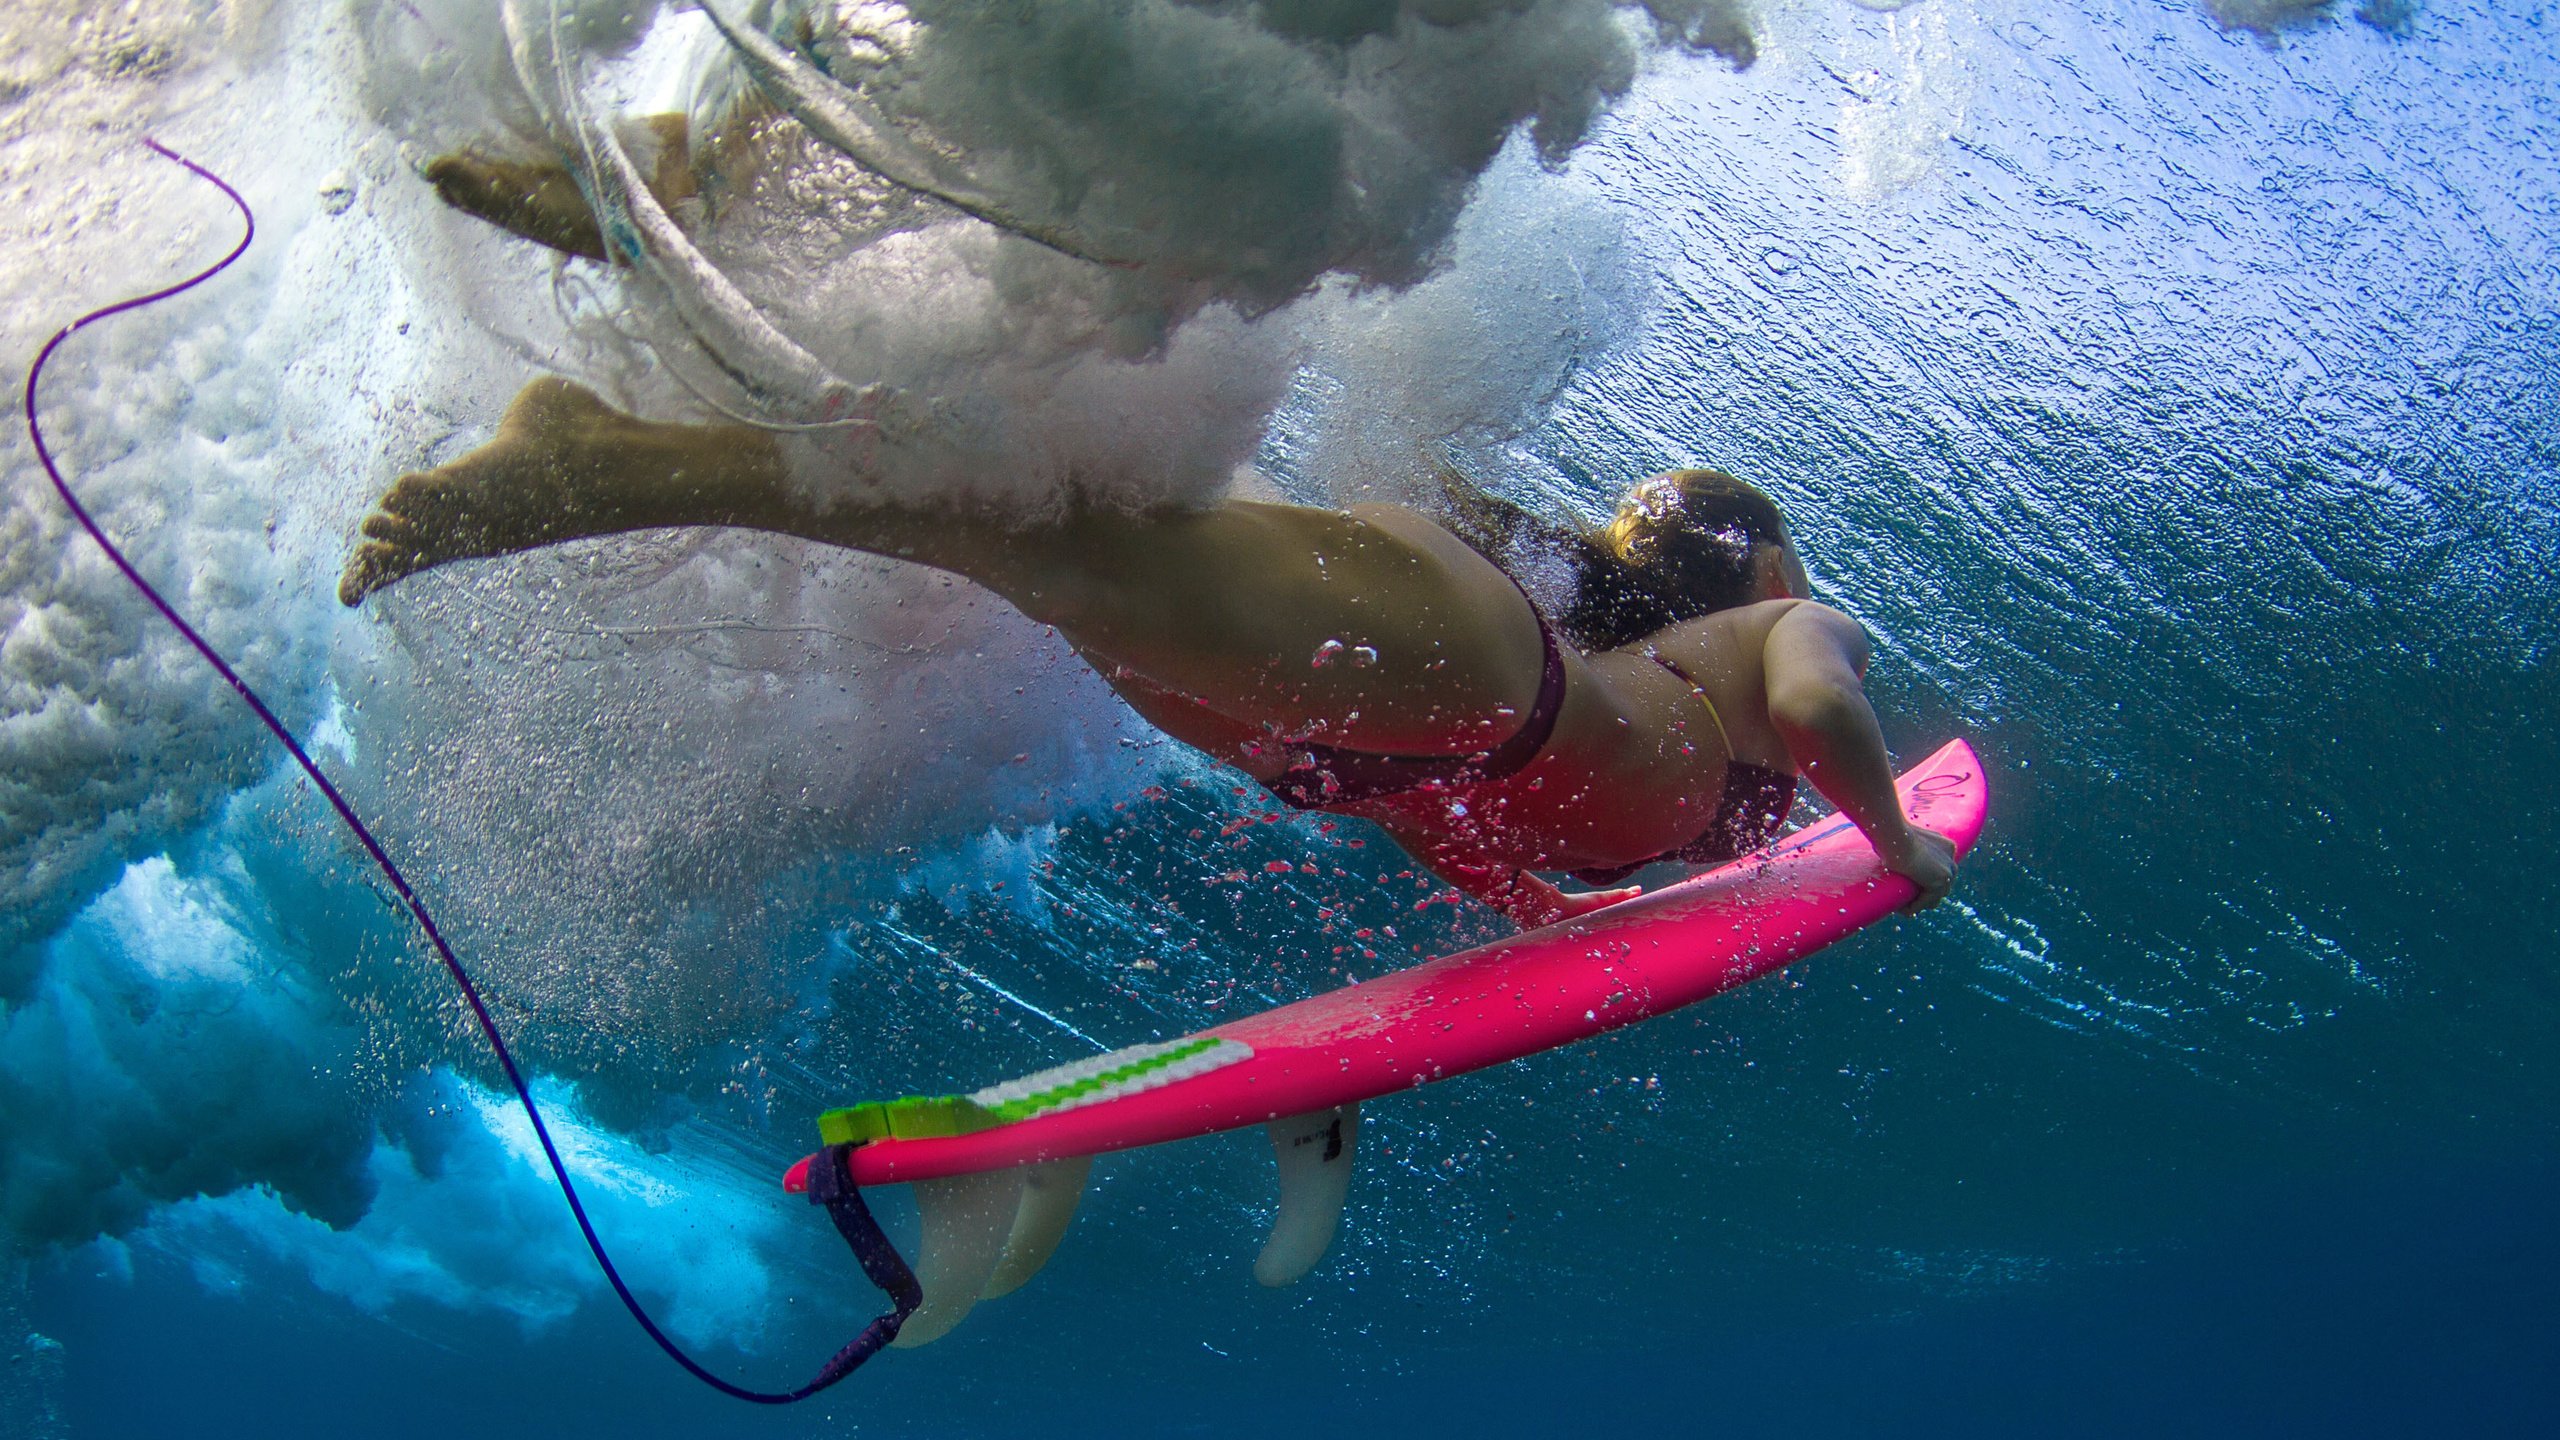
1386, 821, 1644, 932
1879, 826, 1957, 914
1476, 869, 1641, 929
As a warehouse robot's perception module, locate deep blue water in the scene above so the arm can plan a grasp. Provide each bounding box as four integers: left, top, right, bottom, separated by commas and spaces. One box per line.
36, 1152, 2560, 1436
5, 1, 2557, 1436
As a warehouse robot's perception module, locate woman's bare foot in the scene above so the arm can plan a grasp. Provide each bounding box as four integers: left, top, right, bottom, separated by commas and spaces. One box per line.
341, 379, 660, 605
423, 152, 609, 261
422, 116, 695, 262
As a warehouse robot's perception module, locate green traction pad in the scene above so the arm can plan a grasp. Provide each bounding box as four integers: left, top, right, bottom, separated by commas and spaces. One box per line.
815, 1093, 999, 1147
817, 1035, 1253, 1146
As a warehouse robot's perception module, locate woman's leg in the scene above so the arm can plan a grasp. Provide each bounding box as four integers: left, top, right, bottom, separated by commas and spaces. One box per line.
343, 382, 1549, 759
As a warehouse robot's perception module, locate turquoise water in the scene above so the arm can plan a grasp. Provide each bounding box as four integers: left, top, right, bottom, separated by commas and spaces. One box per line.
5, 2, 2556, 1435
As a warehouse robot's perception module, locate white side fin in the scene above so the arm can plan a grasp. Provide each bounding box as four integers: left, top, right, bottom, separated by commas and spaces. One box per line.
982, 1155, 1093, 1300
893, 1169, 1024, 1347
1255, 1103, 1361, 1287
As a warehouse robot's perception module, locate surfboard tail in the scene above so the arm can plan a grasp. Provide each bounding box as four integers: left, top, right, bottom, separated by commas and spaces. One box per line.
889, 1104, 1361, 1344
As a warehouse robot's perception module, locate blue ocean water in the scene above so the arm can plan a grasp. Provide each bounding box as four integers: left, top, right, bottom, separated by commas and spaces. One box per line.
4, 2, 2556, 1437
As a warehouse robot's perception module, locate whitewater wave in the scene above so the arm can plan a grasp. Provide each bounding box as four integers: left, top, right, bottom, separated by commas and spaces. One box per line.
0, 0, 1719, 1260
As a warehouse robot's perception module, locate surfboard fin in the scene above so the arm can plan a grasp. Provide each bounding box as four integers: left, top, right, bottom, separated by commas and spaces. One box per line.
892, 1168, 1023, 1347
982, 1155, 1093, 1300
884, 1155, 1095, 1346
1255, 1103, 1361, 1287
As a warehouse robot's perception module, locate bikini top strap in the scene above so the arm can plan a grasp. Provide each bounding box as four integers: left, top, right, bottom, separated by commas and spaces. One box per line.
1642, 646, 1734, 761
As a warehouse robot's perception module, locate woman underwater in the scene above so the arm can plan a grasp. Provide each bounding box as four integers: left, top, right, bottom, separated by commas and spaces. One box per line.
340, 377, 1959, 928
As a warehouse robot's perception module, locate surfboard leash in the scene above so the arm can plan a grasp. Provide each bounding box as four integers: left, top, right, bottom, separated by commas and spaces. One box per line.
24, 136, 915, 1404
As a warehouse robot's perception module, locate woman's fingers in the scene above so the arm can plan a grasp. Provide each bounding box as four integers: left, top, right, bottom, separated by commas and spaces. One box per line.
1892, 828, 1957, 914
1554, 883, 1641, 921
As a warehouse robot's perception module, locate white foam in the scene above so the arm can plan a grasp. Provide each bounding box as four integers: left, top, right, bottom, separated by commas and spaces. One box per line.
132, 1069, 786, 1346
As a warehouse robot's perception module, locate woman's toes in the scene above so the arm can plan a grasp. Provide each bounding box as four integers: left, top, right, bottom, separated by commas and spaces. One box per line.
359, 510, 419, 545
339, 542, 408, 607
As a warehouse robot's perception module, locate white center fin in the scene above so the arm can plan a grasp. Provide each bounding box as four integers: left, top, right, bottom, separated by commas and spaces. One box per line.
894, 1168, 1024, 1347
982, 1155, 1094, 1300
1254, 1103, 1361, 1288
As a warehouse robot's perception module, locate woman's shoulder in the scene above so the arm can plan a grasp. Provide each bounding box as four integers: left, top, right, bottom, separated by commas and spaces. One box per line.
1642, 598, 1831, 655
1600, 602, 1871, 695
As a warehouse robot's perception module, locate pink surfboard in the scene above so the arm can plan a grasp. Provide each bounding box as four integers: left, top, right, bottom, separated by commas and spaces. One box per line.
791, 737, 1984, 1186
787, 739, 1985, 1340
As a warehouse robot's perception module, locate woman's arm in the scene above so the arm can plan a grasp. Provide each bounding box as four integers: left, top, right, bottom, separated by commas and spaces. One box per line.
1761, 604, 1956, 911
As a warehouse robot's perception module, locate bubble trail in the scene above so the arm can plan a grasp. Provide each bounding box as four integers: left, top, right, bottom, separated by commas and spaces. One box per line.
869, 920, 1112, 1052
24, 137, 912, 1406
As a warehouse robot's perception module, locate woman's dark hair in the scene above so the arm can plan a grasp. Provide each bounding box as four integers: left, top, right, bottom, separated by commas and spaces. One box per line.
1558, 468, 1790, 650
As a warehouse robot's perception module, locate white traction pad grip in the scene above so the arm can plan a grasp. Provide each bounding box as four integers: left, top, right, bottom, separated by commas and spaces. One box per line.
1255, 1103, 1361, 1287
895, 1168, 1025, 1347
983, 1155, 1093, 1300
